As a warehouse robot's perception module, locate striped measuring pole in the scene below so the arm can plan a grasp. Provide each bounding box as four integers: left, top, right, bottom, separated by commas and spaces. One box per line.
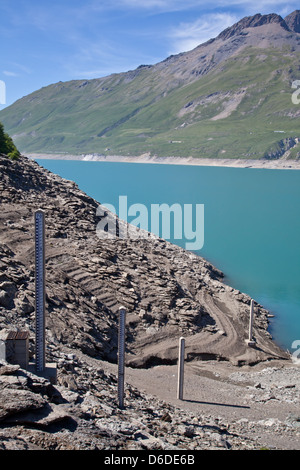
35, 209, 46, 373
118, 306, 126, 409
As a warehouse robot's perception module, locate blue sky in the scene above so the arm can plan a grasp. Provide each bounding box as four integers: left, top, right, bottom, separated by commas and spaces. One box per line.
0, 0, 299, 108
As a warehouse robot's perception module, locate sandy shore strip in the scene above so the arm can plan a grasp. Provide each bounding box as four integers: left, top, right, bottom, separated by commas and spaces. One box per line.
25, 153, 300, 170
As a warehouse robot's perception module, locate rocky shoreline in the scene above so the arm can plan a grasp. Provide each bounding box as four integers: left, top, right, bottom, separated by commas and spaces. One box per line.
25, 153, 300, 170
0, 154, 299, 451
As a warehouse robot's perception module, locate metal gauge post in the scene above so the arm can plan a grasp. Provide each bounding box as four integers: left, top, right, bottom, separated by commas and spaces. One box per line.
35, 210, 46, 372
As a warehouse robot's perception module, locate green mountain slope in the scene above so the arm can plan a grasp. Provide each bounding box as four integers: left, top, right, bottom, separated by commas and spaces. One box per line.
1, 11, 300, 160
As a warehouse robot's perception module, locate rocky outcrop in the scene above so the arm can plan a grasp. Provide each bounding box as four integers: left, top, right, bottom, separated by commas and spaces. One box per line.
285, 10, 300, 33
218, 13, 291, 41
263, 137, 300, 160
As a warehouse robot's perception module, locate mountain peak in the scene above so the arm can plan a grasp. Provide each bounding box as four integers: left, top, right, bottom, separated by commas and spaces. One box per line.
284, 10, 300, 33
217, 13, 290, 41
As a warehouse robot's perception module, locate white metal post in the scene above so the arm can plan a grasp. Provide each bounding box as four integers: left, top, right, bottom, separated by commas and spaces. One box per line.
246, 299, 256, 346
177, 337, 185, 400
249, 299, 254, 341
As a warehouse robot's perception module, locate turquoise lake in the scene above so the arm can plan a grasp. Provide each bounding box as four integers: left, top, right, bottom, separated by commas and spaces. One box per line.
38, 159, 300, 352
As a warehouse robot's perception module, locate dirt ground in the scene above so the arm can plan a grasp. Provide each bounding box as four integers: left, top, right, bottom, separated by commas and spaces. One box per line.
94, 355, 300, 450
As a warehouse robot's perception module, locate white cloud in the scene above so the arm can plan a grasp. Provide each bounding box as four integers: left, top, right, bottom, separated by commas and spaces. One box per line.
111, 0, 202, 10
169, 13, 239, 54
107, 0, 299, 13
3, 70, 18, 77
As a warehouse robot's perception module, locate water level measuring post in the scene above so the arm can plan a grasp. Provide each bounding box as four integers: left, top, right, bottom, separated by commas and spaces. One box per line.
35, 210, 46, 373
249, 299, 254, 341
246, 299, 256, 347
118, 306, 126, 409
177, 337, 185, 400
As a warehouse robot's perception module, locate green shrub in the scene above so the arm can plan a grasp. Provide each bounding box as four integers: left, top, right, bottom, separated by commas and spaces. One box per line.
0, 121, 20, 159
8, 149, 21, 160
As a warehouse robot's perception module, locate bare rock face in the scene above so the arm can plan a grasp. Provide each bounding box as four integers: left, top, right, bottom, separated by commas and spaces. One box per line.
218, 13, 290, 41
285, 10, 300, 33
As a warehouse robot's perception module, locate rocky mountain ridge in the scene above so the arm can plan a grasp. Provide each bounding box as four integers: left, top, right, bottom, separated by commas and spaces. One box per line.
285, 10, 300, 33
217, 12, 293, 41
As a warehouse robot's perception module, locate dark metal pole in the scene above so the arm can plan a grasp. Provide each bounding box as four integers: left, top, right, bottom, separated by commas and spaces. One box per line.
118, 306, 126, 409
35, 210, 46, 373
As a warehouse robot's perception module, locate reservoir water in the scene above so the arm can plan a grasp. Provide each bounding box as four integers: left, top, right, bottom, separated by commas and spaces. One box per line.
38, 159, 300, 352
